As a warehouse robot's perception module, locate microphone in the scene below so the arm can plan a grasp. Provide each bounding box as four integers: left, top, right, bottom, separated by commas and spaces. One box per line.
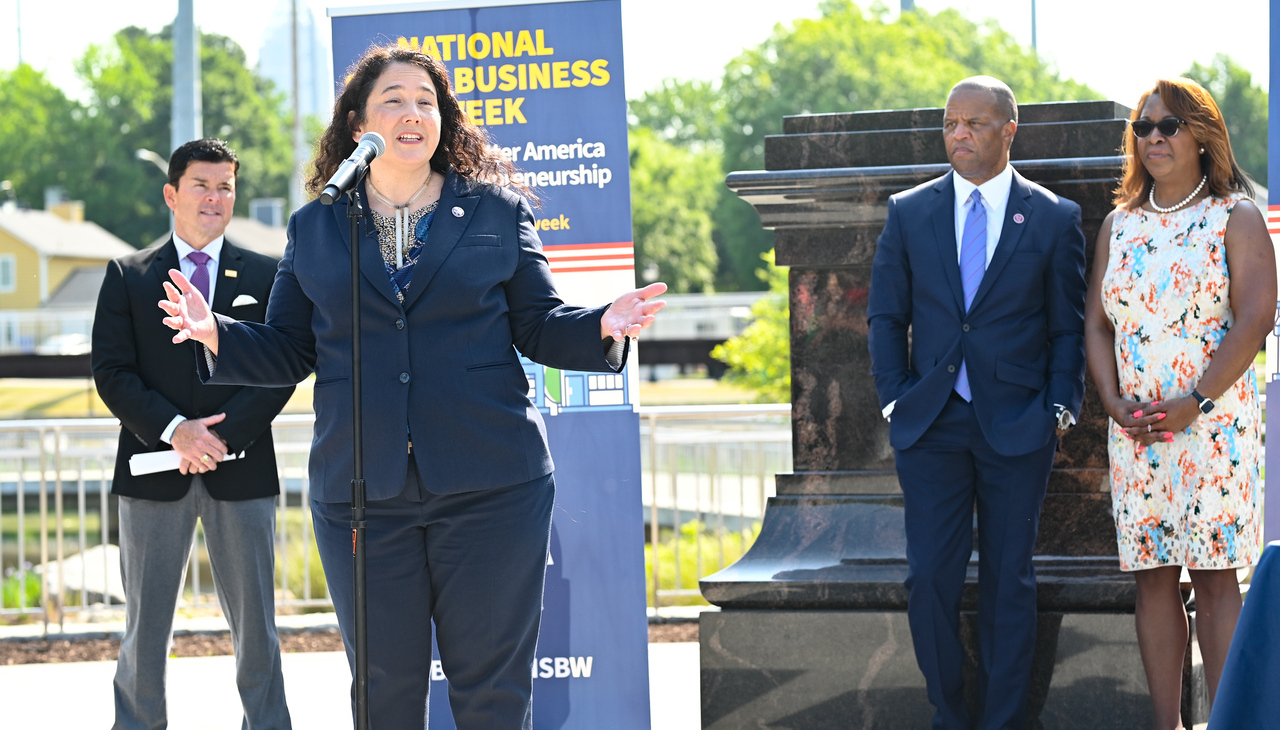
320, 132, 386, 205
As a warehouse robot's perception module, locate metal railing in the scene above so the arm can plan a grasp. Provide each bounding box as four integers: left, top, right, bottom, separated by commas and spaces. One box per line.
641, 405, 791, 608
0, 406, 792, 627
0, 415, 331, 632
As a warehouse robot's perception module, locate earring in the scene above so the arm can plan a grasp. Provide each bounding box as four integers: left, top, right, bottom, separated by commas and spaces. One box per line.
1200, 147, 1205, 153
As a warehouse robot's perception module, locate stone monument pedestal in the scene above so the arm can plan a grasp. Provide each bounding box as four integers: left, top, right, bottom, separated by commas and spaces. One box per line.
701, 101, 1208, 729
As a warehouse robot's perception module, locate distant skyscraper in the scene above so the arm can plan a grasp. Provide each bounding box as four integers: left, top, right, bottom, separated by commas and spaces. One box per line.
258, 0, 332, 121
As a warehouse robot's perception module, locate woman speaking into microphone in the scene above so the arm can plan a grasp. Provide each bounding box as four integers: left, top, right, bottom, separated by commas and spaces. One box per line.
160, 43, 664, 729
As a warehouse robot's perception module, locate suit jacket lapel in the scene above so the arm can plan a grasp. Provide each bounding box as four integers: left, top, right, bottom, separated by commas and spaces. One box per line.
930, 173, 966, 315
330, 186, 402, 308
400, 171, 477, 312
210, 242, 242, 315
148, 238, 181, 291
968, 171, 1034, 313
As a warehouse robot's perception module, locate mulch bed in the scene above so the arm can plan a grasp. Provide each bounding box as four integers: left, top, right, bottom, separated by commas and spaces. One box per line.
2, 623, 699, 666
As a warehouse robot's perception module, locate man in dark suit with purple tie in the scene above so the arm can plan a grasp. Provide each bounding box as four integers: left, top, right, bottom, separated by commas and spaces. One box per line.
867, 77, 1087, 729
92, 139, 294, 730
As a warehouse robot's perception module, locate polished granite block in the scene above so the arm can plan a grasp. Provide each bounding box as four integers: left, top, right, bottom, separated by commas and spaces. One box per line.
789, 268, 891, 473
701, 609, 1158, 730
781, 101, 1132, 135
765, 120, 1128, 171
729, 157, 1123, 243
702, 99, 1171, 729
700, 495, 1135, 612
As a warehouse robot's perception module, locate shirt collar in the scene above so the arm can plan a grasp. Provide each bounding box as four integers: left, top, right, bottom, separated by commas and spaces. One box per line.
952, 163, 1014, 208
172, 233, 225, 264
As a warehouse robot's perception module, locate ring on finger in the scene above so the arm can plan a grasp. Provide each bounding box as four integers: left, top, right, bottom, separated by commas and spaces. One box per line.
1147, 425, 1151, 433
200, 454, 210, 463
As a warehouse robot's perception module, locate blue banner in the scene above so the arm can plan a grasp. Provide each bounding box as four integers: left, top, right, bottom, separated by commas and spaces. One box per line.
329, 2, 650, 727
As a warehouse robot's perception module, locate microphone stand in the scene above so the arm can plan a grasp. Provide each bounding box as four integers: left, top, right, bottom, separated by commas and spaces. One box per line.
345, 182, 371, 730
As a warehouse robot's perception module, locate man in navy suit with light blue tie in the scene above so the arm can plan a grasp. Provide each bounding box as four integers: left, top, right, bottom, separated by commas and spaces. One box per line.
868, 76, 1087, 729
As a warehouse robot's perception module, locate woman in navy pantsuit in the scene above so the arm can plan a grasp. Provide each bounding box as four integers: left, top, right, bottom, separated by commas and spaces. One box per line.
160, 45, 665, 729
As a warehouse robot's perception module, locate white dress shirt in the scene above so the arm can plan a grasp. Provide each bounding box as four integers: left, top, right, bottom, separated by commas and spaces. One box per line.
161, 233, 225, 444
951, 163, 1014, 268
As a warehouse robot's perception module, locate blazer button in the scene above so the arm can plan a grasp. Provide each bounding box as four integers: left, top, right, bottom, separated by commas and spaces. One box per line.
947, 365, 957, 373
395, 318, 405, 330
962, 323, 970, 332
399, 372, 410, 384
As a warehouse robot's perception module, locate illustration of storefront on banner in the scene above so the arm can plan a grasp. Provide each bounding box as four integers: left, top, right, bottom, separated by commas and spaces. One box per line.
328, 1, 650, 727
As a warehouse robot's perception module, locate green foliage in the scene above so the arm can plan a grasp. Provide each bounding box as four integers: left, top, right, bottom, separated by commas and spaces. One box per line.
645, 519, 762, 607
712, 250, 791, 402
630, 0, 1099, 290
0, 26, 293, 248
0, 66, 80, 212
629, 127, 720, 293
1, 569, 41, 610
1184, 54, 1268, 186
197, 33, 293, 212
629, 78, 726, 151
277, 509, 327, 602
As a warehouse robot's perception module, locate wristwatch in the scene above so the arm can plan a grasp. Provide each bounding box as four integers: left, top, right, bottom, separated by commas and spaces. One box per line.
1054, 405, 1075, 431
1191, 389, 1215, 414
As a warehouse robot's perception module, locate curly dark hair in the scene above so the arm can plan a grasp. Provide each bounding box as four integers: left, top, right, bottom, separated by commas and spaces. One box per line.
308, 44, 534, 203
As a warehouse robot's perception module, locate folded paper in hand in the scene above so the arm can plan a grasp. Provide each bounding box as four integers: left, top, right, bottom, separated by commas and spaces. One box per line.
231, 294, 259, 307
129, 450, 243, 476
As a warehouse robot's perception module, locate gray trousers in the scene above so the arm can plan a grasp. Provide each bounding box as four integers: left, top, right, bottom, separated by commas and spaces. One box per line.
112, 476, 292, 730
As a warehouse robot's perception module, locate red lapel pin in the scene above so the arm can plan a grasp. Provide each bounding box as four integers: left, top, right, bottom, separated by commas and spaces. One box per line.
1013, 213, 1025, 224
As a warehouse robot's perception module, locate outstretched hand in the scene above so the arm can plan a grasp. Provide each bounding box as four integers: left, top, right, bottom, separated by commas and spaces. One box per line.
159, 269, 220, 354
601, 282, 667, 341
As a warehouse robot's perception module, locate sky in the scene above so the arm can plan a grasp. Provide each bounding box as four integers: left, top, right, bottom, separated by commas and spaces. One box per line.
0, 0, 1271, 110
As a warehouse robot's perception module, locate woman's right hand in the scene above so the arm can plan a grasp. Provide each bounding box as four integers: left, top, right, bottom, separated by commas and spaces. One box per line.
159, 269, 220, 355
1104, 395, 1170, 447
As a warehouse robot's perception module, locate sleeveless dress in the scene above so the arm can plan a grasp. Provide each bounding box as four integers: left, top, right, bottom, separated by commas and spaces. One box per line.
1101, 193, 1262, 572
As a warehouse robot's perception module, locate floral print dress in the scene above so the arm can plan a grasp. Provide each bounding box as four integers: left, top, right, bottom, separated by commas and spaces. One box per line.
1101, 193, 1261, 572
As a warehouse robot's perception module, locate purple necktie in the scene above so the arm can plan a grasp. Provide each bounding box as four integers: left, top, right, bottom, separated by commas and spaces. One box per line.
954, 189, 986, 402
187, 250, 212, 303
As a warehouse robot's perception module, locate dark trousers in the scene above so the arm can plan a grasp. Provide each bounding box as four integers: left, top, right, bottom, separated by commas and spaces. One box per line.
312, 465, 555, 730
895, 393, 1055, 730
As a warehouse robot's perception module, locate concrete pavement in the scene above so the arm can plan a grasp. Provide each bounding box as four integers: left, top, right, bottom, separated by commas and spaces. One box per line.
0, 611, 700, 729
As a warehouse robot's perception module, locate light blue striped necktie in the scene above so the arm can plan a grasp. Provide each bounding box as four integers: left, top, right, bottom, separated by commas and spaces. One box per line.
954, 189, 986, 401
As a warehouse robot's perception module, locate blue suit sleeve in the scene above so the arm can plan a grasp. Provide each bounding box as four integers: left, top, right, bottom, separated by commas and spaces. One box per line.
868, 195, 916, 409
503, 197, 618, 372
203, 215, 318, 387
1044, 201, 1087, 417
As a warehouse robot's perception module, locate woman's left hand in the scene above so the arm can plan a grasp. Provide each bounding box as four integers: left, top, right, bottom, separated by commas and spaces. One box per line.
601, 282, 668, 341
1123, 395, 1200, 446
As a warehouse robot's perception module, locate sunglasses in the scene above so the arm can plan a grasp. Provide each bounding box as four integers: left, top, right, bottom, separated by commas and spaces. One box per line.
1130, 117, 1187, 139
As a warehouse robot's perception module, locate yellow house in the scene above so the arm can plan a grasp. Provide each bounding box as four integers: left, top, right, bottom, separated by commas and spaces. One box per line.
0, 202, 136, 310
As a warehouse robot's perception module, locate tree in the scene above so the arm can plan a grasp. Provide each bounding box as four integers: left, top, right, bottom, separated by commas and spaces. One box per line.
628, 127, 719, 293
631, 0, 1100, 290
629, 78, 726, 151
0, 66, 81, 211
1184, 55, 1267, 186
712, 250, 790, 402
0, 27, 295, 248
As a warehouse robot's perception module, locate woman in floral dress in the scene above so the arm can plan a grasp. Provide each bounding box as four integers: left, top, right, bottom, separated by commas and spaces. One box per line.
1084, 77, 1276, 728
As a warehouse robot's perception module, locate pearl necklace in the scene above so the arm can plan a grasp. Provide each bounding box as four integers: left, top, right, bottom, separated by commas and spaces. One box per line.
367, 172, 432, 269
1148, 175, 1206, 214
